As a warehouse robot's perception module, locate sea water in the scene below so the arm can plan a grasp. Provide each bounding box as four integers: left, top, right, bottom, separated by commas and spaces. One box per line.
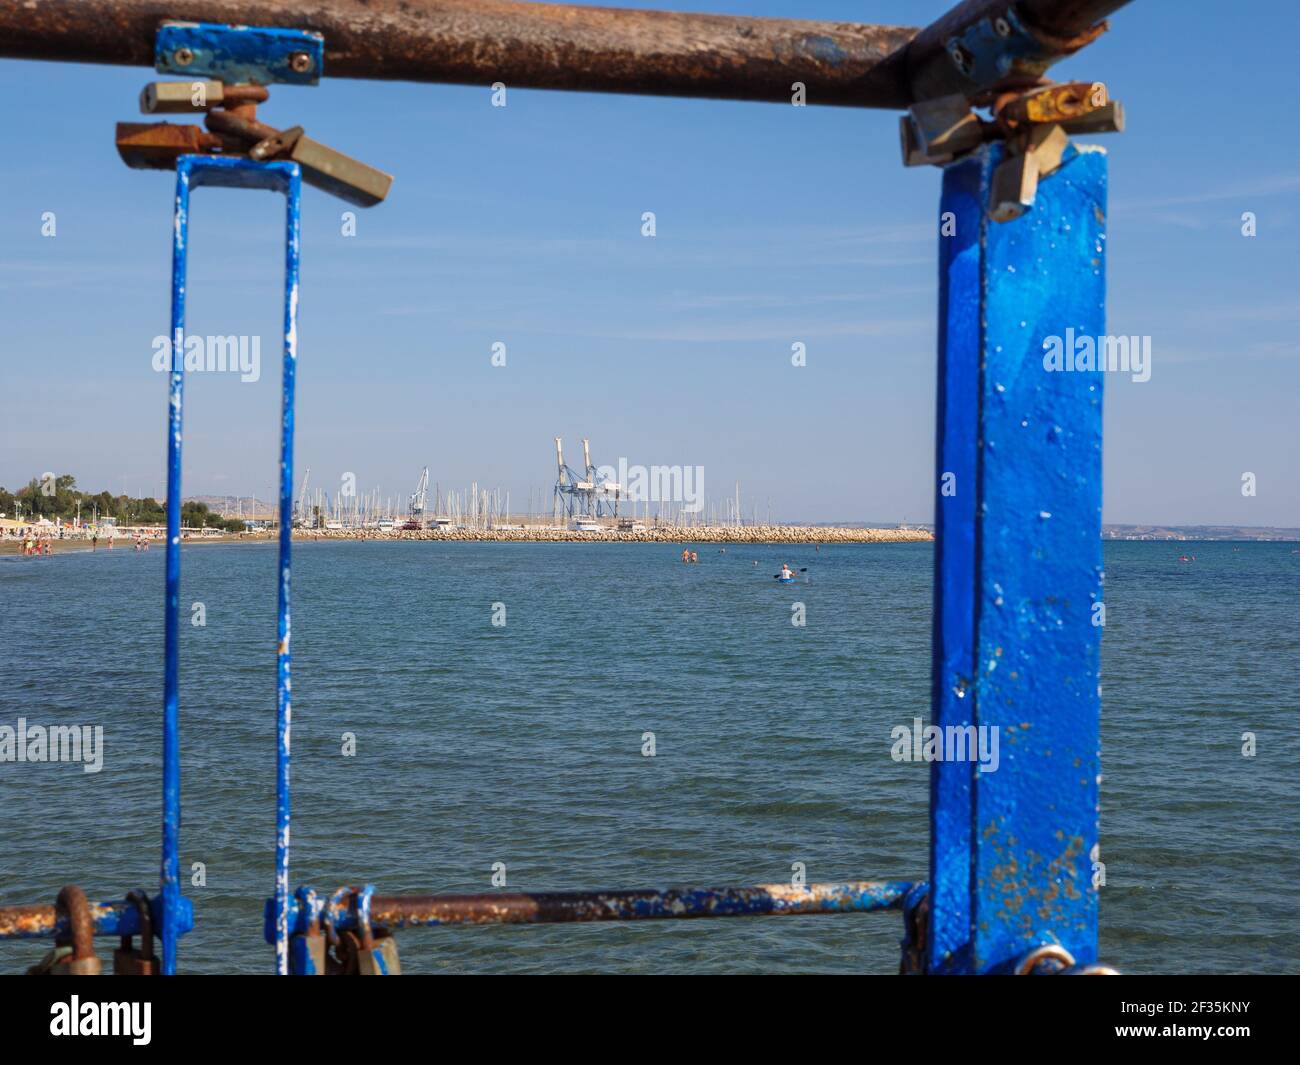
0, 541, 1295, 973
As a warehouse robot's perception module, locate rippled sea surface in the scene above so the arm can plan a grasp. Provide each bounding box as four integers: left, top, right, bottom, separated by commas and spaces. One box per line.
1, 540, 1296, 974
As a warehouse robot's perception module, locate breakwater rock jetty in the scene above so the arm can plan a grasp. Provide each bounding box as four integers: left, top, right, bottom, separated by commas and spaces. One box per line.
291, 525, 931, 545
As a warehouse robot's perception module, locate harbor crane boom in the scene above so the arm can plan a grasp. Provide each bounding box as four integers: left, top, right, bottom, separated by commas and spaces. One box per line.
409, 466, 429, 522
294, 468, 310, 526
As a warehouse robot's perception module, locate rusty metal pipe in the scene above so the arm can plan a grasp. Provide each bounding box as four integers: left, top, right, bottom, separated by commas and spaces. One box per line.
0, 1, 1131, 107
330, 881, 915, 929
903, 0, 1133, 102
0, 0, 919, 107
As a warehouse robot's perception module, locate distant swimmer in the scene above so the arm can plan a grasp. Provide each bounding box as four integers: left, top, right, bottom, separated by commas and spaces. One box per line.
690, 551, 699, 564
681, 549, 690, 564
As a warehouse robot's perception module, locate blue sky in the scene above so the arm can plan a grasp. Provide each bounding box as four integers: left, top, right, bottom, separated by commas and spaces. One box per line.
1, 0, 1297, 525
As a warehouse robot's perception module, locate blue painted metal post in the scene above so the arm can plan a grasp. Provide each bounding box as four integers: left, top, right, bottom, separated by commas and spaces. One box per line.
164, 156, 301, 975
161, 164, 190, 977
927, 146, 983, 975
274, 162, 301, 978
929, 144, 1107, 974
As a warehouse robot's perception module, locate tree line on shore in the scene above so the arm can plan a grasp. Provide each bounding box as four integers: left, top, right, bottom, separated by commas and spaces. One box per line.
0, 474, 245, 532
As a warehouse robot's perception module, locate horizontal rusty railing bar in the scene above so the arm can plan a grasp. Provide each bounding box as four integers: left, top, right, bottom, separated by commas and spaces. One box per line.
0, 0, 918, 107
315, 881, 917, 931
904, 0, 1131, 101
0, 894, 193, 940
0, 0, 1129, 108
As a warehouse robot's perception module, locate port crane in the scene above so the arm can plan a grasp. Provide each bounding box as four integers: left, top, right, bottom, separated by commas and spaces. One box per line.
293, 468, 310, 527
407, 466, 429, 528
552, 437, 620, 520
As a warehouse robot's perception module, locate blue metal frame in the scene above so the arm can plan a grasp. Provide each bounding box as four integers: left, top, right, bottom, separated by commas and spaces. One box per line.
0, 17, 1118, 977
929, 144, 1107, 973
165, 155, 301, 975
155, 21, 324, 85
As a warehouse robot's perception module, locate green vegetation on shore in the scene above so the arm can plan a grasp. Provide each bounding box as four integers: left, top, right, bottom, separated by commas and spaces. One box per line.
0, 474, 244, 531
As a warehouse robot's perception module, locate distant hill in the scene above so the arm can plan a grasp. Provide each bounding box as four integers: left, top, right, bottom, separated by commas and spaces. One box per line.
1103, 524, 1300, 541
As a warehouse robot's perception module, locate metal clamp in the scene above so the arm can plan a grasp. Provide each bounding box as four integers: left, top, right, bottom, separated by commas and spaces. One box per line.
155, 21, 324, 86
118, 22, 392, 207
900, 79, 1123, 223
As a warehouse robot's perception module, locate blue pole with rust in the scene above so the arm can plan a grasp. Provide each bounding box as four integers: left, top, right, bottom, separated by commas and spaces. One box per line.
274, 162, 301, 977
163, 156, 302, 974
160, 162, 192, 977
929, 143, 1107, 973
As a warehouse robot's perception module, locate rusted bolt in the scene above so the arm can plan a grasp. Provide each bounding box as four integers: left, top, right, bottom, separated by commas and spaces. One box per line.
289, 52, 314, 74
173, 46, 194, 67
994, 17, 1012, 38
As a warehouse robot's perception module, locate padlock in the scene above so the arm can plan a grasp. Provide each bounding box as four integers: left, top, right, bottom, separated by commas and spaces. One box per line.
139, 81, 268, 114
900, 93, 985, 167
116, 122, 225, 170
989, 124, 1068, 223
353, 886, 400, 976
289, 887, 327, 975
112, 890, 157, 975
25, 944, 72, 975
1058, 102, 1124, 135
358, 931, 401, 976
321, 885, 354, 974
205, 110, 392, 207
50, 885, 101, 975
356, 931, 400, 976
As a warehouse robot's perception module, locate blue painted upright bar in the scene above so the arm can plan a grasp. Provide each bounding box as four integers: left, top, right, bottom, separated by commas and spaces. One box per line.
274, 165, 301, 978
927, 147, 988, 975
164, 156, 301, 975
160, 161, 191, 977
929, 144, 1108, 974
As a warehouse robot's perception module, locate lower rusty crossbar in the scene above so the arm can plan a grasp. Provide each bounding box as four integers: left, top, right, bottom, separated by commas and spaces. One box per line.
286, 880, 916, 936
0, 894, 194, 940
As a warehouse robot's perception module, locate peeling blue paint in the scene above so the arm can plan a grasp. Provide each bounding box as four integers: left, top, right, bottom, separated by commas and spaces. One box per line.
796, 34, 847, 67
928, 146, 989, 975
0, 895, 193, 940
929, 144, 1107, 974
943, 9, 1048, 91
167, 155, 301, 976
269, 881, 914, 943
155, 21, 324, 85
